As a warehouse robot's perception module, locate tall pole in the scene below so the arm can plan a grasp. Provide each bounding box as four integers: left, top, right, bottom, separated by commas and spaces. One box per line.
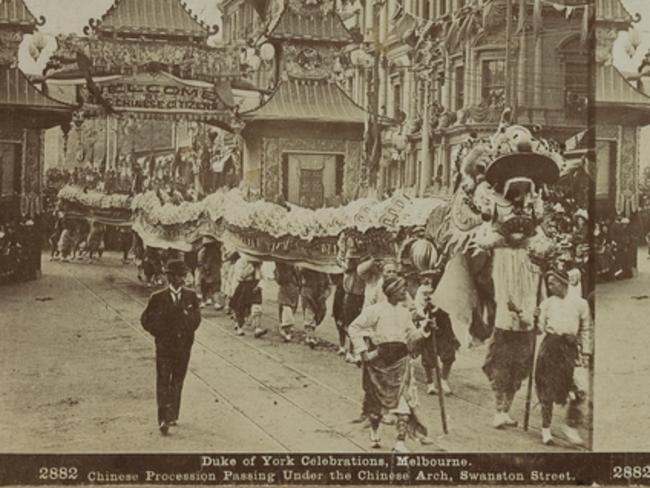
516, 0, 527, 116
505, 0, 512, 108
419, 79, 431, 197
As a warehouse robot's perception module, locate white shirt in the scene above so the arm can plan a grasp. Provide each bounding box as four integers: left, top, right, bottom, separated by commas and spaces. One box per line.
413, 284, 435, 318
363, 277, 386, 309
169, 285, 182, 304
567, 282, 582, 300
539, 295, 592, 352
348, 301, 426, 354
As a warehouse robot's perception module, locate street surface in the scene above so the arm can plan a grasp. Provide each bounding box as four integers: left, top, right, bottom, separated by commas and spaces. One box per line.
594, 248, 650, 451
1, 253, 587, 452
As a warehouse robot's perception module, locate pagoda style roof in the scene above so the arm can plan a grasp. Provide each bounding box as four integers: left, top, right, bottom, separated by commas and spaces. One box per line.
1, 66, 75, 112
595, 0, 636, 25
243, 78, 365, 124
0, 0, 42, 30
268, 2, 354, 43
94, 0, 212, 38
596, 64, 650, 125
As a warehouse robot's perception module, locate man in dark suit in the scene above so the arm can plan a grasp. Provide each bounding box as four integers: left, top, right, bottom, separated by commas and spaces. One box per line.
141, 260, 201, 435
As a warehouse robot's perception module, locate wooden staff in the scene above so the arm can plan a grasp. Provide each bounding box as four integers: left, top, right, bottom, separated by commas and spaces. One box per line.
524, 271, 546, 431
424, 298, 448, 434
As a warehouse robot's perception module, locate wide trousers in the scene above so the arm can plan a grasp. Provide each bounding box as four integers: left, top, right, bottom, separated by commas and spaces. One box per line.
156, 342, 193, 424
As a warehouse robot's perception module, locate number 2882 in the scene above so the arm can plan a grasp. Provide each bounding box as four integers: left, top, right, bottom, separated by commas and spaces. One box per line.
612, 465, 650, 479
38, 467, 79, 481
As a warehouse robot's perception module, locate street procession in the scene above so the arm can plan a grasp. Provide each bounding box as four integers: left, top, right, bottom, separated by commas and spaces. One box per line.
1, 0, 597, 454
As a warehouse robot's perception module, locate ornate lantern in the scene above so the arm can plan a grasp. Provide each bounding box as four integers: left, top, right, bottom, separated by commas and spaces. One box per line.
259, 43, 276, 62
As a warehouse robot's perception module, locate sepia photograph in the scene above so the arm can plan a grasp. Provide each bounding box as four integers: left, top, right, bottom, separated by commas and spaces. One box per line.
593, 0, 650, 453
0, 0, 645, 485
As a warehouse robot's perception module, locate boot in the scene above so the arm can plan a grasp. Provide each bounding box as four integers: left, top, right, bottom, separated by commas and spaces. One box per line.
279, 326, 293, 342
542, 428, 554, 445
492, 412, 509, 429
393, 441, 409, 453
562, 424, 584, 446
369, 429, 381, 449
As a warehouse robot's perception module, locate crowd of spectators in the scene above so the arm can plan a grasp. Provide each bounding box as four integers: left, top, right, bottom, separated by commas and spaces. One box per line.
0, 220, 40, 285
46, 145, 239, 204
594, 215, 637, 282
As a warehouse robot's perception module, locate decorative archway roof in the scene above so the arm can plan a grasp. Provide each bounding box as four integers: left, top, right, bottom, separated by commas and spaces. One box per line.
267, 0, 354, 43
0, 0, 43, 30
595, 0, 636, 25
91, 0, 215, 39
243, 78, 365, 124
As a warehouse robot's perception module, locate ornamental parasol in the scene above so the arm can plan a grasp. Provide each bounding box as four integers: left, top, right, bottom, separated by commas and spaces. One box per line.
485, 152, 560, 192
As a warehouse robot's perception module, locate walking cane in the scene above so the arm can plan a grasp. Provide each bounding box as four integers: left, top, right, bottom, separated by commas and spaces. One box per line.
424, 297, 448, 434
523, 271, 546, 431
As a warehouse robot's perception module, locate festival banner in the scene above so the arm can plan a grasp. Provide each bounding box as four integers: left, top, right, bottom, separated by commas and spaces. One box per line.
96, 72, 233, 122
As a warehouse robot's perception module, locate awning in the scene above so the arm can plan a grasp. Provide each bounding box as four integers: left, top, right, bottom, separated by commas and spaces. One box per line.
0, 67, 75, 127
243, 79, 366, 124
596, 64, 650, 125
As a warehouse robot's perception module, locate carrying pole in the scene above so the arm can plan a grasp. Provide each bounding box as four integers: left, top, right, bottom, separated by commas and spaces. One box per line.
524, 271, 545, 431
425, 299, 448, 434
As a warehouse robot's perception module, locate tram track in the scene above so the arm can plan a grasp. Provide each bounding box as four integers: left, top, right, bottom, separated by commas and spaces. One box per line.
53, 256, 586, 452
108, 262, 590, 452
57, 260, 373, 452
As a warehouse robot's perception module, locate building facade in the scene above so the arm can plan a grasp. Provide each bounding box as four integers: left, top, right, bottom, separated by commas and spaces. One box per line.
1, 0, 73, 282
42, 0, 242, 191
595, 0, 649, 219
341, 0, 590, 196
229, 0, 369, 206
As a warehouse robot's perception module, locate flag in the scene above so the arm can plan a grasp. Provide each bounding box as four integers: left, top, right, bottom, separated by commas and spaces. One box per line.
565, 5, 575, 20
581, 5, 590, 44
445, 17, 461, 50
565, 129, 588, 151
533, 0, 542, 39
415, 20, 436, 50
392, 11, 418, 41
516, 0, 526, 33
391, 1, 404, 23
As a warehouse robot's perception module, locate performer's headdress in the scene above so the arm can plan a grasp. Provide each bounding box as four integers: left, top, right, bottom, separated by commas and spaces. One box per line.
545, 268, 569, 285
382, 276, 407, 297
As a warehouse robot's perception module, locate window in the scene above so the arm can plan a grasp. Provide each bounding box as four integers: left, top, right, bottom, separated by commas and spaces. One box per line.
392, 82, 402, 119
0, 143, 18, 198
283, 153, 339, 208
439, 0, 447, 16
423, 0, 430, 19
417, 79, 426, 118
565, 62, 588, 119
482, 59, 506, 107
596, 140, 615, 201
454, 66, 464, 110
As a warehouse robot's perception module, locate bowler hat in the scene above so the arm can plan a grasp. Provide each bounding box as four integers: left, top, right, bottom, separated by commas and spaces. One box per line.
165, 259, 188, 276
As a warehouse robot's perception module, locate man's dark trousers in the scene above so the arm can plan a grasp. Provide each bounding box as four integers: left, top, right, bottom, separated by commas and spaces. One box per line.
156, 338, 192, 424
